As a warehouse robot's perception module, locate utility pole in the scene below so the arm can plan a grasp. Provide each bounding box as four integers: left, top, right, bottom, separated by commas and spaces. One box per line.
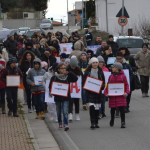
85, 0, 86, 19
106, 0, 108, 32
0, 3, 2, 30
67, 0, 69, 34
82, 0, 84, 29
121, 0, 124, 35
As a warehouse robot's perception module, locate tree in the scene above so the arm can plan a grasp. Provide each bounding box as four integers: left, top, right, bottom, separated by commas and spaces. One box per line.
85, 0, 95, 19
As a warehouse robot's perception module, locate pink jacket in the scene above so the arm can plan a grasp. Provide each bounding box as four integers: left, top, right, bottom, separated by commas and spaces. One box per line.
104, 71, 130, 108
103, 66, 109, 72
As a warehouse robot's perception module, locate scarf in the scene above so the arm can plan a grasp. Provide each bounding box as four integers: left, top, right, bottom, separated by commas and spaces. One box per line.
55, 72, 68, 80
90, 68, 98, 79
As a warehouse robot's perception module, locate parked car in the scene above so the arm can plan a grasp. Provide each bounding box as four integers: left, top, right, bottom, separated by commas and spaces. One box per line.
114, 36, 144, 56
23, 29, 45, 38
40, 19, 53, 30
18, 27, 30, 35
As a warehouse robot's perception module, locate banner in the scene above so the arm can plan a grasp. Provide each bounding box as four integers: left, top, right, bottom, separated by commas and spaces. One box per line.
6, 75, 20, 87
83, 76, 103, 94
33, 75, 44, 86
107, 57, 116, 65
50, 81, 69, 97
59, 43, 73, 54
45, 80, 55, 103
70, 76, 82, 98
108, 83, 125, 96
123, 69, 130, 91
87, 45, 101, 54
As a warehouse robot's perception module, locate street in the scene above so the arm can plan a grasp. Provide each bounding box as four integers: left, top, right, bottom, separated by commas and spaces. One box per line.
45, 89, 150, 150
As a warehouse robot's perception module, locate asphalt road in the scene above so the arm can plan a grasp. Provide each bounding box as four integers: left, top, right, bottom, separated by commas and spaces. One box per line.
45, 89, 150, 150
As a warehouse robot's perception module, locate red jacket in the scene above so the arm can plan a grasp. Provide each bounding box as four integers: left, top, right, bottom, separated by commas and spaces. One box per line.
104, 71, 130, 108
0, 69, 5, 89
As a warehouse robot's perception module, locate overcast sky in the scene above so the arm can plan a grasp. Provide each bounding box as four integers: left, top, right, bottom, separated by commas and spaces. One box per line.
46, 0, 81, 23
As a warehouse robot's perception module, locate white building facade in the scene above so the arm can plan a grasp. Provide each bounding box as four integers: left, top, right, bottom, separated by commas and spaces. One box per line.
95, 0, 150, 35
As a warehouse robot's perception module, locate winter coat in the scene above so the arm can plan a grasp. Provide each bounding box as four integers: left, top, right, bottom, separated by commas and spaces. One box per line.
107, 40, 118, 56
83, 68, 105, 104
134, 50, 150, 76
41, 55, 56, 67
7, 39, 17, 56
26, 58, 46, 92
102, 66, 109, 72
0, 48, 9, 63
104, 71, 130, 108
96, 47, 105, 56
0, 69, 5, 89
49, 72, 78, 102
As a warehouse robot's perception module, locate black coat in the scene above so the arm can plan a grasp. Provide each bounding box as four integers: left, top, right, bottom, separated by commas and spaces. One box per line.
83, 68, 105, 104
7, 40, 17, 56
107, 40, 119, 56
49, 72, 78, 102
41, 55, 56, 67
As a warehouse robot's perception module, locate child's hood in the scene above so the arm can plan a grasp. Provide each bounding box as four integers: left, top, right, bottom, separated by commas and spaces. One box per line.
33, 58, 42, 69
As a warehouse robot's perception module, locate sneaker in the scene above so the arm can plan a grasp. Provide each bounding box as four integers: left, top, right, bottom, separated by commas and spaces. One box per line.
102, 113, 106, 118
145, 93, 149, 97
83, 105, 87, 110
28, 108, 32, 113
59, 124, 63, 128
75, 114, 80, 120
8, 110, 12, 116
110, 120, 114, 127
64, 126, 69, 131
142, 93, 146, 97
13, 113, 19, 117
68, 113, 73, 121
23, 101, 27, 105
95, 124, 100, 128
121, 122, 126, 128
90, 124, 95, 129
32, 106, 36, 112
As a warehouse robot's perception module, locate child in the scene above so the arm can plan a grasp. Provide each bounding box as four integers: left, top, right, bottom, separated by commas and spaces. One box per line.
49, 63, 78, 131
1, 57, 22, 117
67, 56, 82, 121
104, 62, 130, 128
42, 63, 58, 121
60, 53, 67, 63
27, 58, 46, 119
97, 56, 109, 118
83, 57, 105, 129
0, 58, 6, 114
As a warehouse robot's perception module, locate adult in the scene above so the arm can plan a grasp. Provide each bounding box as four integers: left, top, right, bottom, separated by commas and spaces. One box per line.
95, 36, 102, 45
96, 41, 107, 56
84, 29, 93, 46
107, 35, 118, 56
134, 43, 150, 97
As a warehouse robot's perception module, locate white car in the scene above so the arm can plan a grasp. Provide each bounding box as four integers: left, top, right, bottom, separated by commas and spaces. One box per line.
40, 19, 53, 30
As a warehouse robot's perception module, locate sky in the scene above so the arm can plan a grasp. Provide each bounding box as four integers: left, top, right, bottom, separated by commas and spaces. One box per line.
46, 0, 81, 23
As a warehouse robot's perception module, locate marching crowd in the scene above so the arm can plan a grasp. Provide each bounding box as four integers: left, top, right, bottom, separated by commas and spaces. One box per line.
0, 29, 150, 131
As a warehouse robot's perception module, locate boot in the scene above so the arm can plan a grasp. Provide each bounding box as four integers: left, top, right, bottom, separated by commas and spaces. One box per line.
95, 110, 100, 128
41, 111, 45, 120
68, 113, 73, 122
2, 104, 6, 114
121, 122, 126, 128
35, 113, 40, 119
90, 106, 95, 129
110, 119, 114, 127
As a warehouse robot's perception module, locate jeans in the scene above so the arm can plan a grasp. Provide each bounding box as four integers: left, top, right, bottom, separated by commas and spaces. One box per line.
140, 75, 149, 94
33, 93, 45, 113
56, 101, 69, 126
69, 98, 79, 114
99, 94, 106, 115
6, 87, 18, 114
82, 89, 87, 105
0, 88, 5, 105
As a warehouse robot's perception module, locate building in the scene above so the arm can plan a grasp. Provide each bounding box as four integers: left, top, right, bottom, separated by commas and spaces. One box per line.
95, 0, 150, 35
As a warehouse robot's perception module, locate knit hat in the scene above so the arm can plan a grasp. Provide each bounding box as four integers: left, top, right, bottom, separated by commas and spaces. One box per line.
65, 58, 70, 63
9, 57, 17, 64
70, 56, 78, 67
60, 53, 67, 58
111, 62, 123, 70
41, 61, 48, 68
97, 56, 104, 63
0, 58, 6, 65
81, 52, 88, 57
89, 57, 98, 65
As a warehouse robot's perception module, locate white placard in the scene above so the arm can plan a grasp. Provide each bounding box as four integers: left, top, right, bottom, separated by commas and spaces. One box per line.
70, 76, 82, 98
102, 72, 111, 93
6, 75, 20, 87
45, 80, 55, 103
56, 57, 60, 63
50, 82, 69, 97
123, 69, 130, 91
107, 57, 116, 65
87, 45, 101, 54
108, 83, 125, 96
59, 43, 73, 54
33, 75, 44, 86
83, 76, 103, 94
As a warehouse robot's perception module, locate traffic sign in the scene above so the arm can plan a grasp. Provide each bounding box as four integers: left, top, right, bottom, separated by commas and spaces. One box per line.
118, 16, 128, 26
116, 7, 129, 18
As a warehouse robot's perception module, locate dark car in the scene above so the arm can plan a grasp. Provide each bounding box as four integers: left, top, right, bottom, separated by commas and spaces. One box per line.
23, 29, 45, 38
114, 36, 144, 56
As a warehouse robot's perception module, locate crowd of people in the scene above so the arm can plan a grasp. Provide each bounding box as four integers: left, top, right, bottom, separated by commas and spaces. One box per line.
0, 28, 150, 131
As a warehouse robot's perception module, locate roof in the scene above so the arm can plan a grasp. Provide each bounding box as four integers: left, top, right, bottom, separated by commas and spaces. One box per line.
68, 9, 75, 13
52, 21, 63, 25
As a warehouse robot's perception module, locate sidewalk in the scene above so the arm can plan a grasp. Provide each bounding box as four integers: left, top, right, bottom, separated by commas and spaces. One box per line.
0, 89, 60, 150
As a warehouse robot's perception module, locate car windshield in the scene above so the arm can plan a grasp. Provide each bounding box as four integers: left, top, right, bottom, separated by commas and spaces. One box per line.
117, 39, 144, 48
41, 20, 51, 23
26, 30, 42, 37
19, 28, 29, 31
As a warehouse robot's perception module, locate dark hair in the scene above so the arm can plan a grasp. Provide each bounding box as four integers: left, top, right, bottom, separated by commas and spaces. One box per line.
116, 51, 124, 57
119, 47, 130, 55
57, 63, 66, 73
109, 35, 113, 38
104, 45, 111, 51
142, 43, 148, 48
